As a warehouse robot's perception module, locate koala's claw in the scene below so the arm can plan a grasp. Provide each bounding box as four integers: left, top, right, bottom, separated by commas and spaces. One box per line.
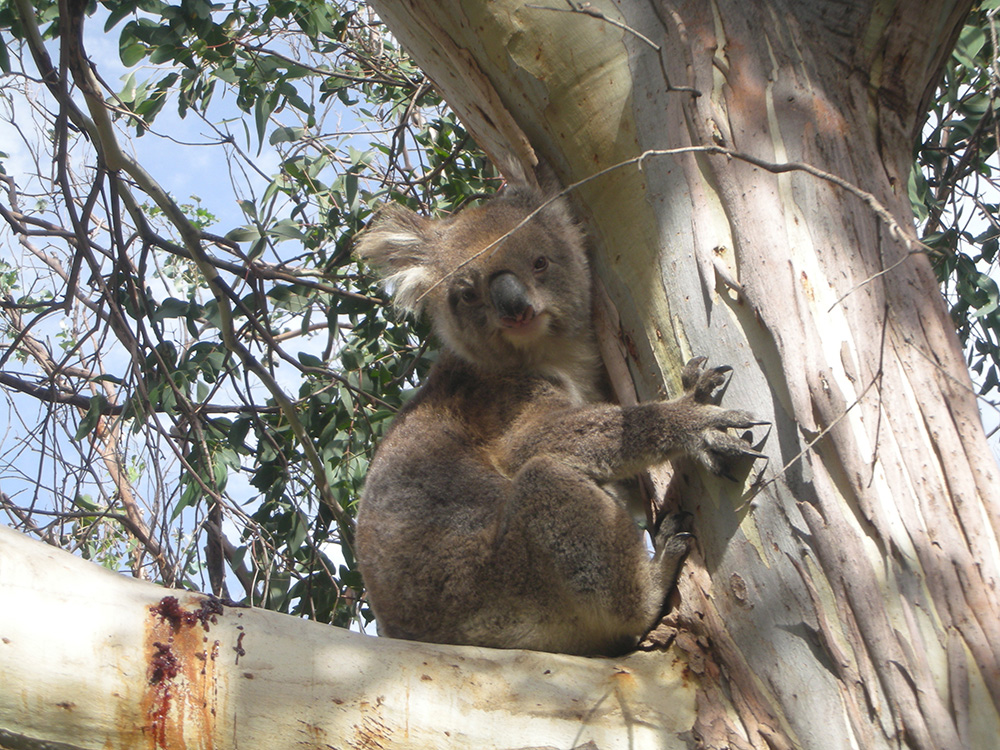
721, 409, 771, 432
653, 511, 692, 547
652, 515, 693, 575
692, 407, 769, 479
682, 357, 733, 403
680, 356, 708, 391
698, 432, 766, 478
660, 531, 694, 559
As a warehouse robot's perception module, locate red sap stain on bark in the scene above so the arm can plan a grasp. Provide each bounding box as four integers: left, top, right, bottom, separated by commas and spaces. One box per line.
143, 595, 225, 749
151, 595, 224, 631
149, 642, 180, 684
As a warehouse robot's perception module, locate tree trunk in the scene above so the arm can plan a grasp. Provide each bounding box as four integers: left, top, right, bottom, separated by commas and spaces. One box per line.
369, 1, 1000, 748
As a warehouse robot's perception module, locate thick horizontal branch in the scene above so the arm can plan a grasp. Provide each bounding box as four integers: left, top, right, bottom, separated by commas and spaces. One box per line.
0, 526, 698, 749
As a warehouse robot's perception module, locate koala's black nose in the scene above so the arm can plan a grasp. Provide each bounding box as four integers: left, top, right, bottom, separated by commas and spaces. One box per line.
489, 272, 533, 322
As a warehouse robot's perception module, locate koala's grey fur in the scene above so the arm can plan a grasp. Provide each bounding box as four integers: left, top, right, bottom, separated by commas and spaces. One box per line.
354, 186, 761, 656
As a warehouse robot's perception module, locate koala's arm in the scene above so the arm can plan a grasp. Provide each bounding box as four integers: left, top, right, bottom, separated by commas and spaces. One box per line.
506, 360, 764, 480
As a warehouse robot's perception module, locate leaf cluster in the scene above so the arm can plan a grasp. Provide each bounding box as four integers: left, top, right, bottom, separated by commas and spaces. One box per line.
914, 1, 1000, 399
0, 0, 496, 628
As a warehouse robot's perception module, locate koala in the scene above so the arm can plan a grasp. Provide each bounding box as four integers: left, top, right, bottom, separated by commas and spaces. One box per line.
354, 185, 762, 656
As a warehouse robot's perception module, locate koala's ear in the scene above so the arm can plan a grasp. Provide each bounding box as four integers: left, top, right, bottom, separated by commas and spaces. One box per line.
501, 174, 584, 256
532, 159, 563, 197
504, 164, 576, 226
355, 204, 438, 315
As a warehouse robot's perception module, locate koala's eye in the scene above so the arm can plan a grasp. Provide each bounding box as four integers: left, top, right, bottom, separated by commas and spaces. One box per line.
459, 287, 479, 304
533, 256, 549, 272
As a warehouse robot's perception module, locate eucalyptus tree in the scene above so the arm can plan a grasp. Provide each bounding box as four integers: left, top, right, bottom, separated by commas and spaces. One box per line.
0, 0, 999, 748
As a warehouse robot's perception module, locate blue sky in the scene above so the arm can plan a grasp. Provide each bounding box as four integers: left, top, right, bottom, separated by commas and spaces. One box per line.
0, 5, 373, 603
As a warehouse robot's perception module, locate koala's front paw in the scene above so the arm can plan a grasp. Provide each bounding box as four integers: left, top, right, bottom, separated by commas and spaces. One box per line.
653, 512, 693, 557
679, 357, 768, 479
681, 356, 732, 404
690, 404, 768, 479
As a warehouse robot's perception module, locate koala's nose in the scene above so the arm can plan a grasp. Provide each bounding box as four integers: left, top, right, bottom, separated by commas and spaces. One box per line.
489, 272, 535, 325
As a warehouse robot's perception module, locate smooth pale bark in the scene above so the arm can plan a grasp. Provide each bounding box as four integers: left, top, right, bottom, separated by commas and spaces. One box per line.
369, 1, 1000, 749
0, 524, 696, 749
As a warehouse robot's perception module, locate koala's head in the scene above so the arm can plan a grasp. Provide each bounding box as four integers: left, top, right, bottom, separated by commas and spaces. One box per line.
356, 187, 592, 372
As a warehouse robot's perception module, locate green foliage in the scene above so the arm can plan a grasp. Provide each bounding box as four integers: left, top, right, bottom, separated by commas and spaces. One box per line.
914, 2, 1000, 398
0, 0, 497, 628
0, 259, 17, 295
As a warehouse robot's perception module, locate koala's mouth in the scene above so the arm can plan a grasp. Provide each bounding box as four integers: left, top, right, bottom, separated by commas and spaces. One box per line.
500, 304, 535, 328
499, 308, 549, 342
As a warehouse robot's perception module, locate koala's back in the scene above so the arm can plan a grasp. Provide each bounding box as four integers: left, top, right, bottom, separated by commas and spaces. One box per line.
353, 187, 756, 656
356, 353, 649, 655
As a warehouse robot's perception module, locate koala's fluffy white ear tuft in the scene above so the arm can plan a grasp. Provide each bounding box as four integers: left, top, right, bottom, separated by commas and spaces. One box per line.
355, 204, 438, 315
